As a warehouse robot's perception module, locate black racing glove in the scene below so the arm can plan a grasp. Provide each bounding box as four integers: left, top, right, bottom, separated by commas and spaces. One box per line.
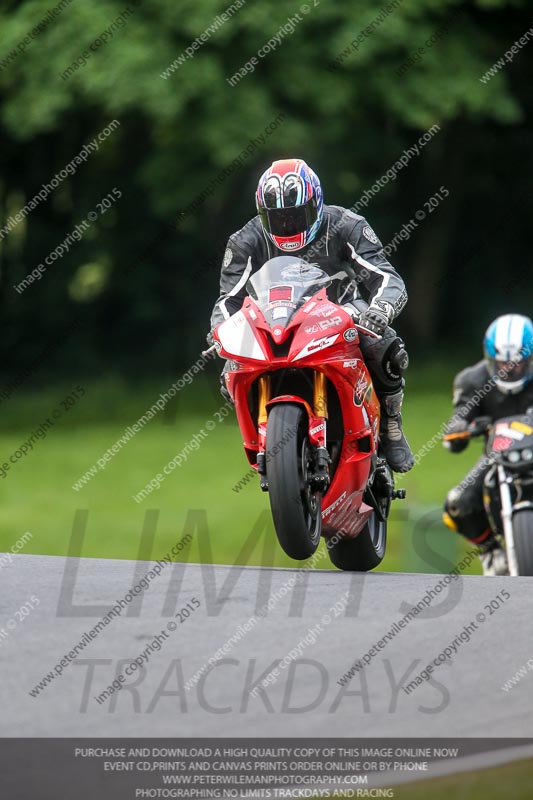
358, 300, 392, 336
443, 416, 470, 452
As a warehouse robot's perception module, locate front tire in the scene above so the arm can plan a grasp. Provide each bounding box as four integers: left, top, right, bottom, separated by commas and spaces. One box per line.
512, 509, 533, 576
266, 403, 322, 560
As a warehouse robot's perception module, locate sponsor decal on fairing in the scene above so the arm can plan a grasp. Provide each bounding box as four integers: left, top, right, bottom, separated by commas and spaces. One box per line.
293, 333, 340, 361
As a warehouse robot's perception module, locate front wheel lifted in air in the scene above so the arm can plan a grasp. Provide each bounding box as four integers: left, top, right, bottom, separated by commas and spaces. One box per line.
266, 403, 323, 560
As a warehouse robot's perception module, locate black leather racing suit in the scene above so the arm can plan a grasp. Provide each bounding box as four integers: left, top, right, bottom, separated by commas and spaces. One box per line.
443, 360, 533, 542
210, 204, 408, 396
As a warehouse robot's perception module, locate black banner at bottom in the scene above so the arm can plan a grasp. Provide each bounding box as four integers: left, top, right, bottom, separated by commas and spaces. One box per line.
1, 738, 532, 799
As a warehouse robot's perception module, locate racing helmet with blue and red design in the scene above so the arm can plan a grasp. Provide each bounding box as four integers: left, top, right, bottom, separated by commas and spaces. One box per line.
256, 159, 323, 252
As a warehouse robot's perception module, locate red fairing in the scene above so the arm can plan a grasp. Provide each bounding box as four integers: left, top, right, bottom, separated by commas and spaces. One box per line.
214, 288, 380, 540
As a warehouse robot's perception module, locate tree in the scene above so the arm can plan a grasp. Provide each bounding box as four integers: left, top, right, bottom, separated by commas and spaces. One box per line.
0, 0, 531, 373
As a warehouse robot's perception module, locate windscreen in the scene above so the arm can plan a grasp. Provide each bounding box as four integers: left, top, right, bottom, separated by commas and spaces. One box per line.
246, 256, 331, 328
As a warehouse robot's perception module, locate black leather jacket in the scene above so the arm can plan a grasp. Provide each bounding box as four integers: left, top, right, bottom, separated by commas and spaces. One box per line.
445, 359, 533, 452
210, 204, 407, 329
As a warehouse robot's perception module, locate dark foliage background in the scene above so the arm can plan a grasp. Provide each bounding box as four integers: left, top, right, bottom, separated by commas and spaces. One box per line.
1, 0, 531, 381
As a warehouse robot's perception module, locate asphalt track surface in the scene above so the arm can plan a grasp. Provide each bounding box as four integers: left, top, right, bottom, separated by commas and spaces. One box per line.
1, 554, 533, 739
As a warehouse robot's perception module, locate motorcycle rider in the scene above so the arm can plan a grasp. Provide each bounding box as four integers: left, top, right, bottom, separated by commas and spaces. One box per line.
208, 158, 414, 473
443, 313, 533, 576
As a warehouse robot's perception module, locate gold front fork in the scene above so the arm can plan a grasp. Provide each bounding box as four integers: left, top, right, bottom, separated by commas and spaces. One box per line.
314, 371, 328, 418
258, 375, 271, 425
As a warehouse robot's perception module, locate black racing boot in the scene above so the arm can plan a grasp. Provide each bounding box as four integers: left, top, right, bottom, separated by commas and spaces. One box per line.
476, 537, 509, 576
220, 373, 232, 403
219, 361, 234, 403
379, 388, 414, 473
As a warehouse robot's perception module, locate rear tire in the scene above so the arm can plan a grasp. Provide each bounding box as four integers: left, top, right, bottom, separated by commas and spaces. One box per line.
327, 514, 386, 571
266, 403, 322, 560
327, 462, 390, 571
512, 509, 533, 576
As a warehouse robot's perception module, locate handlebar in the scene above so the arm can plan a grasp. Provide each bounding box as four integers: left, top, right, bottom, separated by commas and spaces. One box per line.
443, 415, 492, 444
467, 416, 492, 438
352, 322, 381, 340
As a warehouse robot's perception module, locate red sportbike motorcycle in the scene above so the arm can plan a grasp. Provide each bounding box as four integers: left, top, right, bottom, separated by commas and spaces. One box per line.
209, 257, 406, 571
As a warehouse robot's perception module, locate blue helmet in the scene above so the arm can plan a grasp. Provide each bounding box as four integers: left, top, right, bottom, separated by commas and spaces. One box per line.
483, 314, 533, 394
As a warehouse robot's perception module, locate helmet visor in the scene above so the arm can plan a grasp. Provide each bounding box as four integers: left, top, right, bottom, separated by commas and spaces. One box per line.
495, 358, 530, 382
259, 196, 318, 237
